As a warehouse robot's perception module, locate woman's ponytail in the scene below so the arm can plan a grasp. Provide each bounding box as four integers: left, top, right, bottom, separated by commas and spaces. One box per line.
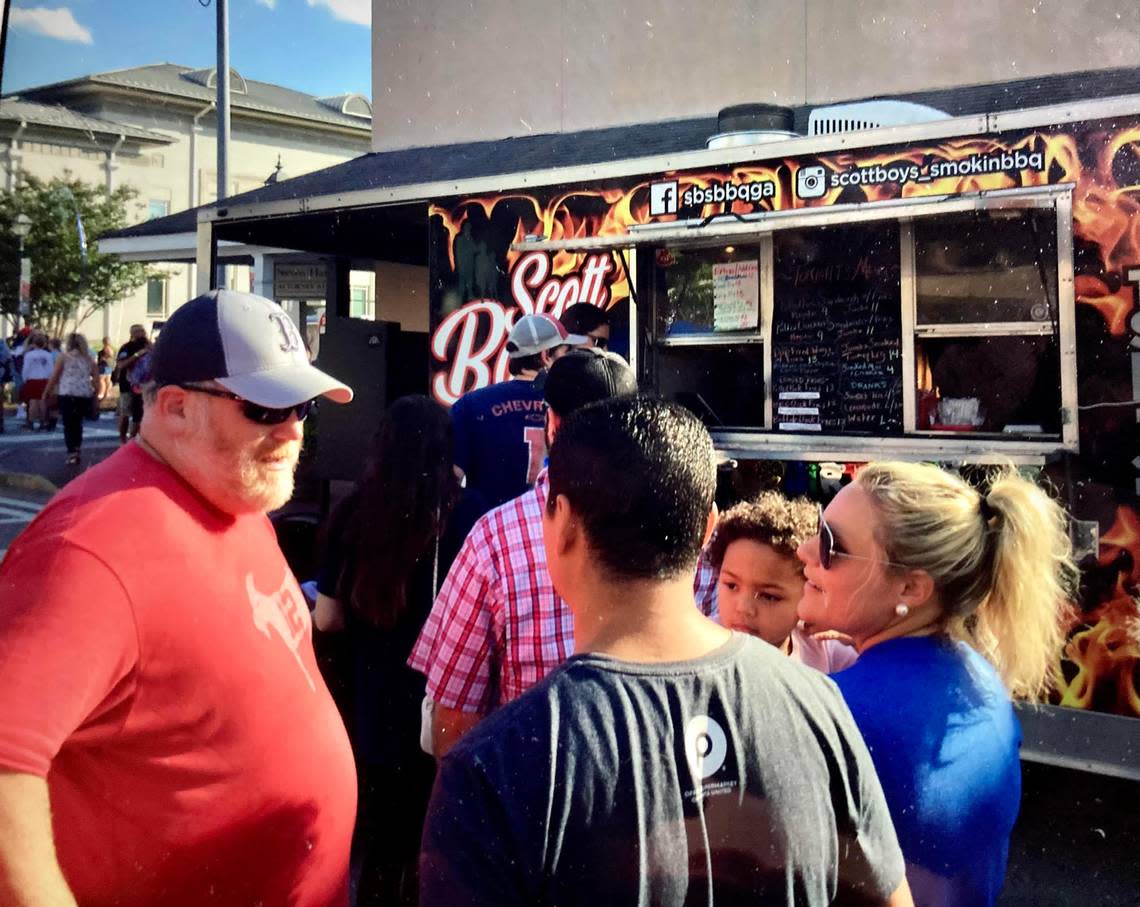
970, 472, 1075, 700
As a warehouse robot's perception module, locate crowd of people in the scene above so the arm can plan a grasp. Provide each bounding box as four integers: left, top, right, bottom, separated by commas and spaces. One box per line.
0, 288, 1076, 907
0, 322, 154, 463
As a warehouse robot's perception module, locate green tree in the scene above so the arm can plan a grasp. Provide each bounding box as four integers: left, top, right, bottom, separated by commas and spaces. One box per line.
0, 174, 156, 339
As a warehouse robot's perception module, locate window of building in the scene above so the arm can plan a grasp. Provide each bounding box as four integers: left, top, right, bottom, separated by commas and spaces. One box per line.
146, 278, 167, 316
147, 200, 170, 221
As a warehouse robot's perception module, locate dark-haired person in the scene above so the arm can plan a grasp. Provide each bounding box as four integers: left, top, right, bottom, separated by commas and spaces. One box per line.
450, 312, 586, 518
0, 290, 357, 906
559, 302, 610, 349
312, 395, 461, 906
420, 397, 912, 907
796, 462, 1075, 905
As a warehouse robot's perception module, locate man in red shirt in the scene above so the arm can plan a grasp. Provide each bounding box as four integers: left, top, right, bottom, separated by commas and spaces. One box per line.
0, 290, 357, 906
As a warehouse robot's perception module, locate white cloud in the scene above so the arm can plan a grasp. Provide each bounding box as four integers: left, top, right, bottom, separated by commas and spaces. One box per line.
307, 0, 370, 27
10, 6, 93, 44
255, 0, 277, 8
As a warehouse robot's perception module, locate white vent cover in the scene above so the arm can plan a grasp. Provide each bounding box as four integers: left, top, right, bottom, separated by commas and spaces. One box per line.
181, 67, 248, 95
317, 94, 373, 119
808, 100, 950, 136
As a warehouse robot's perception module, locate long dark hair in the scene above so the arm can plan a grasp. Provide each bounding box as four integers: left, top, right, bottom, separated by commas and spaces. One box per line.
330, 395, 460, 629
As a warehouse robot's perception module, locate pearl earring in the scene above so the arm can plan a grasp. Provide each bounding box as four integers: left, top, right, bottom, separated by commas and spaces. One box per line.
895, 603, 909, 618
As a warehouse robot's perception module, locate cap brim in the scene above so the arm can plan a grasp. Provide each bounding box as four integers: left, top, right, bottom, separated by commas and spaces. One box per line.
564, 332, 589, 346
217, 364, 353, 407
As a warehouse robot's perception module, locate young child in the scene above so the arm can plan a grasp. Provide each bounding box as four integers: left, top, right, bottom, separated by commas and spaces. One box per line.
707, 491, 858, 673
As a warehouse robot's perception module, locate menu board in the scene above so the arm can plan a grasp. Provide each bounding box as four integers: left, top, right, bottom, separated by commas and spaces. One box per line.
771, 223, 903, 434
712, 260, 760, 331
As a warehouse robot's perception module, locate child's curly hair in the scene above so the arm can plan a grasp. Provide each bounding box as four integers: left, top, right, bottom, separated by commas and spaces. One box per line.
706, 492, 819, 570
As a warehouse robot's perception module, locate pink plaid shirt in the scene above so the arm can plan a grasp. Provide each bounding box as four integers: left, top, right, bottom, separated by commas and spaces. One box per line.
408, 470, 719, 712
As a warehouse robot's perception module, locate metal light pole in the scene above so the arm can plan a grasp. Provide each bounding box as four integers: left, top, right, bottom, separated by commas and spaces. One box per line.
13, 213, 32, 327
215, 0, 230, 290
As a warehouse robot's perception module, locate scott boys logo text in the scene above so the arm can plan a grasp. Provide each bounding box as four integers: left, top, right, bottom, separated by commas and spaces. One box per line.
798, 149, 1048, 197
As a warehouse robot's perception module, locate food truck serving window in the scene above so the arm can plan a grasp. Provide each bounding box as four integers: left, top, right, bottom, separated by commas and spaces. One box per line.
641, 188, 1076, 461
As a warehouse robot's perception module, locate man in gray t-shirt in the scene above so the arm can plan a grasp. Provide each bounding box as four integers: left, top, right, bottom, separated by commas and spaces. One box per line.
421, 397, 910, 907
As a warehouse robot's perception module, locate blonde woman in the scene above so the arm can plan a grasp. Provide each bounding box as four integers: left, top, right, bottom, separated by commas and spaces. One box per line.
796, 462, 1072, 907
44, 333, 98, 465
97, 335, 115, 399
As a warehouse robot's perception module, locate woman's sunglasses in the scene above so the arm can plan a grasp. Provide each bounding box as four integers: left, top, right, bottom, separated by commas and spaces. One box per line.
175, 384, 315, 425
587, 333, 608, 350
817, 504, 907, 571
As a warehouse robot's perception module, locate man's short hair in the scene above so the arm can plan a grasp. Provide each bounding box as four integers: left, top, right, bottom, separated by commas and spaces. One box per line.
547, 396, 716, 581
560, 303, 609, 335
540, 348, 635, 417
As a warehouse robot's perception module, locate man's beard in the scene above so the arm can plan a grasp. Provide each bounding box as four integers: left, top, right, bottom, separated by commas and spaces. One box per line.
236, 440, 300, 512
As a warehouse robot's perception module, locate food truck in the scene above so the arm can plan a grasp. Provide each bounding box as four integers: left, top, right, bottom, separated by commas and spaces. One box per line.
421, 97, 1140, 775
169, 84, 1139, 777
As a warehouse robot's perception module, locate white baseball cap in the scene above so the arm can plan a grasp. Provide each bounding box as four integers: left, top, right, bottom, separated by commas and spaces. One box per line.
151, 290, 353, 407
506, 313, 588, 359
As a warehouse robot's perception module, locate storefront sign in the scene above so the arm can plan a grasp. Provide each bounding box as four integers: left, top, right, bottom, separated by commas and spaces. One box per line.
274, 262, 327, 300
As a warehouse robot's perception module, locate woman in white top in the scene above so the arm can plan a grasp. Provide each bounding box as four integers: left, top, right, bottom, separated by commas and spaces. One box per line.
20, 334, 54, 430
44, 332, 98, 464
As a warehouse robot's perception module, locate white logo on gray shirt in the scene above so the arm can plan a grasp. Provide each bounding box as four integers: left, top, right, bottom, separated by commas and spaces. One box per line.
685, 715, 727, 779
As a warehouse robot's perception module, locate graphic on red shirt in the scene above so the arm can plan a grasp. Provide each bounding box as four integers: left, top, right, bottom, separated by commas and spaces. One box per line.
247, 570, 316, 691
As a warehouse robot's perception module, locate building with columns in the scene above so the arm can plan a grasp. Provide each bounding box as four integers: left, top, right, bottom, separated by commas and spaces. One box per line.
1, 63, 372, 341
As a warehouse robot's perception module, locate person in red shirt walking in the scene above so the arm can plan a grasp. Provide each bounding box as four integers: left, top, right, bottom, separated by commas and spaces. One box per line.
0, 290, 357, 907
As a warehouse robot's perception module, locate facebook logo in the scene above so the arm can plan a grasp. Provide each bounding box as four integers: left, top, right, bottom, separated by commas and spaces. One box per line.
649, 180, 679, 217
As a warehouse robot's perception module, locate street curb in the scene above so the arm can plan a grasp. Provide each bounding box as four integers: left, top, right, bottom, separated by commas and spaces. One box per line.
0, 472, 58, 494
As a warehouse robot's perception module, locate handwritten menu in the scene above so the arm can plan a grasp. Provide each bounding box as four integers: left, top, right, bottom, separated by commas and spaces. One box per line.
771, 224, 903, 434
712, 260, 760, 331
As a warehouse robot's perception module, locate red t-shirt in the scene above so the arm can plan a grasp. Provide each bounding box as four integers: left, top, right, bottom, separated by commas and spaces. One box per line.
0, 443, 357, 906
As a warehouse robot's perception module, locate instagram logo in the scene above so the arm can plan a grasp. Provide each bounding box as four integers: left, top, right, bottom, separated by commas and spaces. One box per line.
796, 165, 827, 199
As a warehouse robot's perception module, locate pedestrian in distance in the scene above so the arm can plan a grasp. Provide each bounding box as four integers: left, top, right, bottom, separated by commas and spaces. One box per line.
0, 337, 12, 434
97, 335, 115, 400
42, 331, 99, 465
113, 323, 150, 443
0, 289, 357, 906
796, 461, 1076, 906
420, 396, 913, 907
19, 332, 53, 430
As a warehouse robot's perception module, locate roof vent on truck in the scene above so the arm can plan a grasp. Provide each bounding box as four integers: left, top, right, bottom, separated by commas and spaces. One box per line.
706, 103, 797, 149
807, 100, 950, 136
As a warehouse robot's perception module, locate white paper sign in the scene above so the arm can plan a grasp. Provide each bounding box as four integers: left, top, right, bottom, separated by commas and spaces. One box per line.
712, 260, 759, 332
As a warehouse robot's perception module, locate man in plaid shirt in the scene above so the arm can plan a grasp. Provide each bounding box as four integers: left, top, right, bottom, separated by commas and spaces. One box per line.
410, 349, 718, 756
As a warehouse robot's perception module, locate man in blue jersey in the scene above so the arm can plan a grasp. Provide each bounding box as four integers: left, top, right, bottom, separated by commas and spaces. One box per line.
450, 313, 586, 516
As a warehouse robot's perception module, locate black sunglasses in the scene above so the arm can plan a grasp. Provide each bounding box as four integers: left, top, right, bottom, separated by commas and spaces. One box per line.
587, 333, 609, 350
175, 384, 315, 425
818, 504, 907, 571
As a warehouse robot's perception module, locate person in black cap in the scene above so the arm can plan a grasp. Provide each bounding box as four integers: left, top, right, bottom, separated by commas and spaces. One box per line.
410, 350, 718, 758
0, 290, 358, 906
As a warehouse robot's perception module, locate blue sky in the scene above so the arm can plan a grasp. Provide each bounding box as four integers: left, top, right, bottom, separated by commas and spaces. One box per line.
2, 0, 371, 98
